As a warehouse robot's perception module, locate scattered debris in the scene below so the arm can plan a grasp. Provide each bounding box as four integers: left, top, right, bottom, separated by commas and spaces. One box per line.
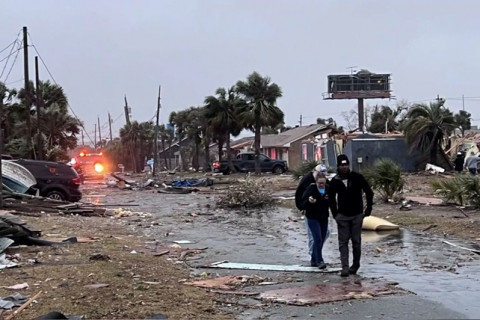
422, 224, 438, 232
443, 240, 480, 255
1, 283, 28, 290
84, 284, 109, 289
426, 163, 445, 174
362, 216, 399, 231
405, 196, 444, 206
3, 291, 42, 320
204, 261, 341, 273
89, 254, 111, 261
216, 179, 275, 209
399, 200, 412, 211
258, 280, 403, 305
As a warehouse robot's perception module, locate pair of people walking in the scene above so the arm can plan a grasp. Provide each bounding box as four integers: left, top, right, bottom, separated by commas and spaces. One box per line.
295, 154, 374, 277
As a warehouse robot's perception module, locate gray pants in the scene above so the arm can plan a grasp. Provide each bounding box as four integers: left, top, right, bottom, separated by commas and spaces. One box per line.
335, 214, 363, 268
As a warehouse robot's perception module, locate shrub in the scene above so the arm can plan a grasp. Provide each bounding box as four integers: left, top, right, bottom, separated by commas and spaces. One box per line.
362, 158, 404, 202
431, 174, 480, 208
291, 160, 320, 181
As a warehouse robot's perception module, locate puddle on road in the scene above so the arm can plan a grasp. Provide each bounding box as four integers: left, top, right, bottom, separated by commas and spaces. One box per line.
279, 207, 480, 318
84, 183, 480, 318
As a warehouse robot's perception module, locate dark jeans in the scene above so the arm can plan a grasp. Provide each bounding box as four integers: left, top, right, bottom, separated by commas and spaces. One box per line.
306, 218, 329, 265
469, 168, 477, 175
335, 214, 364, 268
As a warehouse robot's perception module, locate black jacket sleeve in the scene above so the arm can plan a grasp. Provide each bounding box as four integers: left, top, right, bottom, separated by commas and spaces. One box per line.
328, 179, 338, 217
360, 174, 374, 209
301, 183, 316, 210
295, 173, 314, 210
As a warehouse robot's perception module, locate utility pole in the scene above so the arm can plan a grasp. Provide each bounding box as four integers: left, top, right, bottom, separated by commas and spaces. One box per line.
97, 116, 102, 149
108, 112, 113, 141
462, 94, 465, 111
299, 114, 302, 127
153, 85, 161, 176
23, 26, 32, 157
35, 56, 42, 160
94, 123, 97, 150
358, 98, 365, 132
81, 130, 84, 146
124, 95, 131, 126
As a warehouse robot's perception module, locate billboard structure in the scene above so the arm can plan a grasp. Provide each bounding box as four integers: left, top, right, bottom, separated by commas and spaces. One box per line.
324, 70, 391, 132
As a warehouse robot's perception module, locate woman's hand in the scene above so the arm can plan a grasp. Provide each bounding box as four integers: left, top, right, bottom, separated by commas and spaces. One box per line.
308, 196, 316, 203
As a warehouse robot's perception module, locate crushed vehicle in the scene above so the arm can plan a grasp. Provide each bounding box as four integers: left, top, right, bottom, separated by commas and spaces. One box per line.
13, 159, 82, 202
212, 152, 288, 175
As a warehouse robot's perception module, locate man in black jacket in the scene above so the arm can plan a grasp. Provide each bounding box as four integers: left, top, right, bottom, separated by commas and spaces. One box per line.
328, 154, 373, 277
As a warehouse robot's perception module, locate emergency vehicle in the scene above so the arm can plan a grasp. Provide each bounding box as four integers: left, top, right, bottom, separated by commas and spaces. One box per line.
70, 148, 109, 180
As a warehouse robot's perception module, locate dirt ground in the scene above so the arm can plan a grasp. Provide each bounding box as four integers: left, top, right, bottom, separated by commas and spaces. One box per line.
1, 171, 479, 319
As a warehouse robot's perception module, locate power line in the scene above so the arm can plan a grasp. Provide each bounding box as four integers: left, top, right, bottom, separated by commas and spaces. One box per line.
0, 44, 22, 76
27, 33, 95, 146
0, 39, 17, 55
2, 44, 21, 83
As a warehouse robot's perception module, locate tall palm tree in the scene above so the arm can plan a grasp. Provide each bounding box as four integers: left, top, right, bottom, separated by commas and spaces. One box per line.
236, 72, 284, 174
204, 87, 244, 172
403, 102, 456, 165
37, 103, 80, 157
120, 121, 142, 172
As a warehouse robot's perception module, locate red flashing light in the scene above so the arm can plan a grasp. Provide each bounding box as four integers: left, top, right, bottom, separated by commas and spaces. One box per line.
79, 152, 85, 157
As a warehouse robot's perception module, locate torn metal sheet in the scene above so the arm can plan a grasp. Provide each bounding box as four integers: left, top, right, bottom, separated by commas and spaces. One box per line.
0, 254, 18, 270
0, 238, 14, 253
258, 279, 403, 305
205, 261, 341, 273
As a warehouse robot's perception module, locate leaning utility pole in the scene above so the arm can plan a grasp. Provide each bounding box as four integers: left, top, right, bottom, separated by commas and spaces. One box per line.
23, 26, 32, 157
153, 85, 161, 176
94, 123, 97, 150
124, 95, 131, 126
35, 56, 43, 160
97, 116, 102, 149
108, 112, 113, 141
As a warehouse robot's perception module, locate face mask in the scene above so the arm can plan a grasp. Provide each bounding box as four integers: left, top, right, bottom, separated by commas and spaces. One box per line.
318, 187, 325, 195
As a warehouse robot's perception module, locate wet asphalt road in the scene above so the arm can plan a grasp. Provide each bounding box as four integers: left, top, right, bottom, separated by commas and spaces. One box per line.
84, 183, 480, 319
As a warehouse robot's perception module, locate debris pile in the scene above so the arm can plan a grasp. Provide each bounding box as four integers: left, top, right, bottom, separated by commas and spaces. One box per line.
216, 179, 275, 209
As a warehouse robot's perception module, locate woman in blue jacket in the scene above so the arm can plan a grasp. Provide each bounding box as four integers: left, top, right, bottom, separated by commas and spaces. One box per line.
301, 172, 330, 269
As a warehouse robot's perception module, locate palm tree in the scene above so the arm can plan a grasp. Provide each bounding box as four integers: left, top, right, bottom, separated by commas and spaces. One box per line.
158, 124, 169, 170
236, 72, 284, 174
204, 87, 244, 172
120, 121, 142, 172
37, 103, 80, 159
403, 102, 456, 165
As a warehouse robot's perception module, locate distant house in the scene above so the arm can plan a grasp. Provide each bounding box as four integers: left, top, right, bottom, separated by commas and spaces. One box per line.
260, 124, 333, 169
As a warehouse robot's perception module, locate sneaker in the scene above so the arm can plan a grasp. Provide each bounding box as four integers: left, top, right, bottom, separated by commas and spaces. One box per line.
318, 262, 327, 269
349, 264, 360, 275
340, 266, 349, 277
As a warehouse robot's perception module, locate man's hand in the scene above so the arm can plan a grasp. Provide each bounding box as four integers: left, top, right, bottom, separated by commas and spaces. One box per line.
308, 196, 316, 204
364, 207, 372, 217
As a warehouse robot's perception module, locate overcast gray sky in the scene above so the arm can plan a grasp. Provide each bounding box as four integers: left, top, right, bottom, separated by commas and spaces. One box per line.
2, 0, 479, 144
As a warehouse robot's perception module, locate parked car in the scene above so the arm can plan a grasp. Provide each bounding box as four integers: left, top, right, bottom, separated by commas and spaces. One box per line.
212, 152, 288, 175
13, 159, 82, 202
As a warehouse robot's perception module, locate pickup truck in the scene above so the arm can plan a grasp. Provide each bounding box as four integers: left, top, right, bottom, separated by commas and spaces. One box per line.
212, 152, 288, 175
